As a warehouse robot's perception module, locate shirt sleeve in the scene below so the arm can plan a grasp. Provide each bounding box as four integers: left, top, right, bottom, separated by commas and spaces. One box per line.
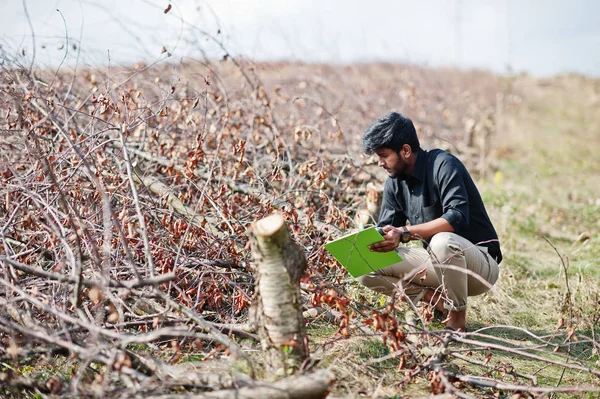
436, 156, 470, 232
377, 179, 407, 228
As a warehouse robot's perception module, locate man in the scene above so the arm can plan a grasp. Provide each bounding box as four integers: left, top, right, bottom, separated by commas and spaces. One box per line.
358, 111, 501, 331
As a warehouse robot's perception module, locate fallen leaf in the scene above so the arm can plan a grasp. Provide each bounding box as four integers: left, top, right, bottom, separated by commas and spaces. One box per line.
88, 286, 103, 305
483, 351, 492, 365
567, 325, 578, 342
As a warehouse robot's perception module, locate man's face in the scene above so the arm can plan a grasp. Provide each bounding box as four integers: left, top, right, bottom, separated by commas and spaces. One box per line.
375, 147, 410, 179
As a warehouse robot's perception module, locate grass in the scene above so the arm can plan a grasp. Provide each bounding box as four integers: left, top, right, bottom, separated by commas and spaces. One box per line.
459, 76, 600, 394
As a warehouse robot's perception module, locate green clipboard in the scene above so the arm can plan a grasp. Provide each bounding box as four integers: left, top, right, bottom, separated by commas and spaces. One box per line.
324, 227, 403, 278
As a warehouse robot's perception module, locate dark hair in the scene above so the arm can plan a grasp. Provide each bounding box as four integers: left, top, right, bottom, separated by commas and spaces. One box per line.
362, 112, 420, 154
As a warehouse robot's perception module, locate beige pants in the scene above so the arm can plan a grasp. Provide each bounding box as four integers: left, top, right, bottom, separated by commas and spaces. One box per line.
357, 232, 499, 311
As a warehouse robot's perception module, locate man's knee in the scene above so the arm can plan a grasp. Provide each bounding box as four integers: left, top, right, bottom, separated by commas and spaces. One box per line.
356, 274, 371, 288
356, 274, 394, 296
356, 273, 383, 290
429, 232, 462, 264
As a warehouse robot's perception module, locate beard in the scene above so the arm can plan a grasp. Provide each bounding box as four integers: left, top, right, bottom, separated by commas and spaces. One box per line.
389, 163, 410, 180
381, 150, 412, 180
391, 171, 409, 180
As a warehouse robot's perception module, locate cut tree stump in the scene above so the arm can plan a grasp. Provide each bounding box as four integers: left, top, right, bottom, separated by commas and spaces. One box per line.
248, 212, 308, 375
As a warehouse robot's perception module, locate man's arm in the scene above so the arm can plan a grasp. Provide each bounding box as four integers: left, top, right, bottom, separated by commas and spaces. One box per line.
436, 156, 470, 233
405, 217, 454, 240
369, 218, 454, 252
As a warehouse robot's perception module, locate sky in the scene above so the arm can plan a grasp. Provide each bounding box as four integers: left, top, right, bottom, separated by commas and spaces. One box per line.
1, 0, 599, 77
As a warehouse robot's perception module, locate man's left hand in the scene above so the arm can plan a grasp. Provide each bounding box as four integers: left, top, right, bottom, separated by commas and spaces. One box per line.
369, 225, 400, 252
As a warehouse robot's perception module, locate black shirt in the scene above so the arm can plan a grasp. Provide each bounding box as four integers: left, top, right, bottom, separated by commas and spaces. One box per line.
378, 148, 502, 263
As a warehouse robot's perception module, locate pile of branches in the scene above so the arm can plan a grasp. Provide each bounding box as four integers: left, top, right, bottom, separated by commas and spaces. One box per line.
4, 48, 596, 398
0, 52, 352, 396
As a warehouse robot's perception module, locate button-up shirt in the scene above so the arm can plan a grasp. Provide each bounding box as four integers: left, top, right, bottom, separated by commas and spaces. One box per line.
378, 148, 502, 263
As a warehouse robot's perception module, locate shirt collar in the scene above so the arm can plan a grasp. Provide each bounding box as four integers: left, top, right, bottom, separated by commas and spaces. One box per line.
410, 149, 427, 182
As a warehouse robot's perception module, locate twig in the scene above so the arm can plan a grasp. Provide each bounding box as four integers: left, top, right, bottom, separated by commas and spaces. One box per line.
542, 236, 574, 393
451, 352, 537, 384
130, 165, 219, 236
452, 335, 600, 377
455, 374, 600, 394
21, 0, 35, 74
149, 291, 255, 377
0, 256, 174, 289
119, 125, 155, 277
0, 315, 106, 362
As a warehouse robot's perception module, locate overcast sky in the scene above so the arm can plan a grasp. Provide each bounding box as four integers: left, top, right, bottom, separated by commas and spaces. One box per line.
2, 0, 599, 77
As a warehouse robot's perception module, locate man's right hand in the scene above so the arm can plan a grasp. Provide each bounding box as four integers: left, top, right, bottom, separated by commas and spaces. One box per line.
369, 225, 401, 252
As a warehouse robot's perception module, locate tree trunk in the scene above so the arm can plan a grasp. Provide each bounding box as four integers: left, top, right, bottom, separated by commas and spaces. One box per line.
145, 369, 335, 399
248, 213, 308, 375
202, 369, 334, 399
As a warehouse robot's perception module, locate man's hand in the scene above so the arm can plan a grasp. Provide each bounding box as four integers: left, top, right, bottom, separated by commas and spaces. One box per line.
369, 225, 401, 252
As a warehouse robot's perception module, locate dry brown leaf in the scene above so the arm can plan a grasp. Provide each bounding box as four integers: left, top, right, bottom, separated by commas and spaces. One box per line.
483, 351, 492, 365
88, 286, 103, 305
567, 325, 578, 342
